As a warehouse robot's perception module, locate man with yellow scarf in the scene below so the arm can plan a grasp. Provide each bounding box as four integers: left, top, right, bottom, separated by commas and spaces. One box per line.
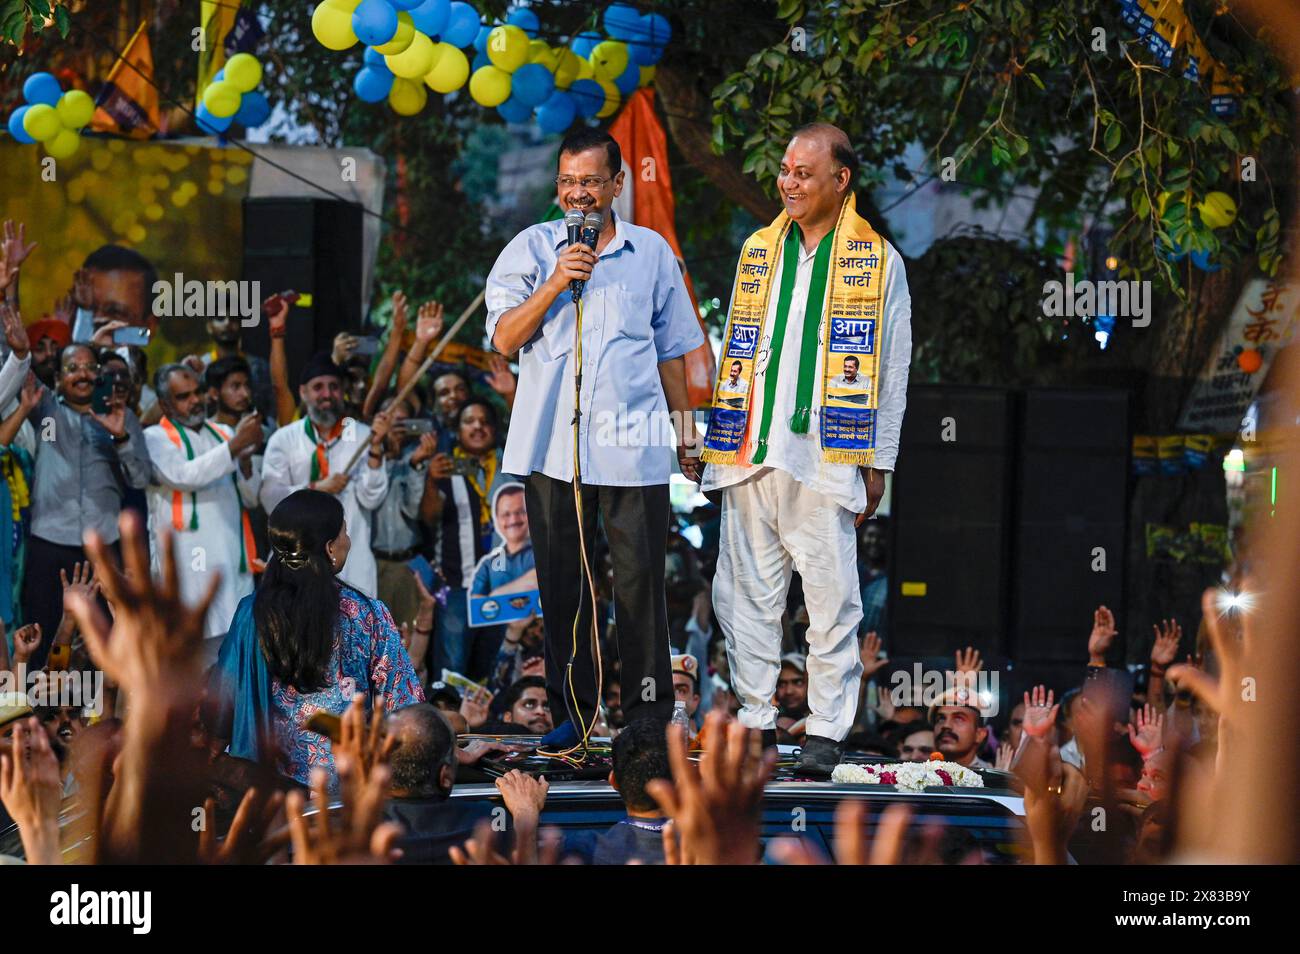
701, 124, 913, 776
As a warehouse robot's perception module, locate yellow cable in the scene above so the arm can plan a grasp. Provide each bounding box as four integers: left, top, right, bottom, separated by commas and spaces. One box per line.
537, 296, 606, 763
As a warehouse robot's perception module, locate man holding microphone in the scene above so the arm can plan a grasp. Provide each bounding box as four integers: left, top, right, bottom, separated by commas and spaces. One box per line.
486, 129, 704, 747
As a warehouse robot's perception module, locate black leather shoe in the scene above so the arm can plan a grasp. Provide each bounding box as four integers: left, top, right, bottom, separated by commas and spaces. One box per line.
796, 735, 843, 777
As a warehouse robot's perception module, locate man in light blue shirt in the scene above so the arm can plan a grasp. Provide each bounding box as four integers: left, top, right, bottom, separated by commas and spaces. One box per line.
486, 129, 705, 745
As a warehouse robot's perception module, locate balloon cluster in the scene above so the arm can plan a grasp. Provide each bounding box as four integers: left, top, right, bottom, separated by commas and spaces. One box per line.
310, 1, 670, 132
1155, 189, 1238, 272
7, 72, 96, 159
195, 53, 272, 136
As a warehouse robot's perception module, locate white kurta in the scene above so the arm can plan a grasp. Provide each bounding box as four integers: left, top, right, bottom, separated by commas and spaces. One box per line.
259, 417, 388, 598
144, 421, 260, 638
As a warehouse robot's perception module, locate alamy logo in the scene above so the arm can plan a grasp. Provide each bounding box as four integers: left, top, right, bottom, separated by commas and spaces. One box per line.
1041, 272, 1151, 328
152, 273, 262, 327
889, 666, 1001, 718
49, 884, 151, 934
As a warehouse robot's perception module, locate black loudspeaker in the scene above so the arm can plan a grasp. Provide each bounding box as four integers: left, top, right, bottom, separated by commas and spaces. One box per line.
240, 197, 364, 389
1011, 388, 1129, 663
889, 386, 1017, 657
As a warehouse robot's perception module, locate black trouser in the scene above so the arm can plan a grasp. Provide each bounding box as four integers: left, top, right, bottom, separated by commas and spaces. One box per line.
22, 535, 115, 670
525, 473, 673, 731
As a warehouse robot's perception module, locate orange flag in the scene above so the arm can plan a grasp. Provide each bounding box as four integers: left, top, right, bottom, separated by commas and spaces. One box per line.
608, 88, 716, 407
90, 20, 160, 139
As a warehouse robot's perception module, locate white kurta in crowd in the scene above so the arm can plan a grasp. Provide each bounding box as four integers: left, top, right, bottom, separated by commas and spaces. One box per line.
144, 420, 261, 639
259, 417, 388, 598
704, 235, 912, 742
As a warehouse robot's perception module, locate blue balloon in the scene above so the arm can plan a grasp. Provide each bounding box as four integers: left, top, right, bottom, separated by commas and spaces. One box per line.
353, 67, 395, 103
389, 0, 424, 10
234, 90, 272, 127
214, 68, 226, 82
472, 24, 492, 52
410, 0, 451, 37
472, 50, 490, 72
352, 0, 399, 47
363, 46, 387, 67
604, 4, 644, 41
1191, 248, 1222, 272
497, 94, 533, 124
629, 14, 667, 66
571, 31, 601, 60
506, 6, 540, 38
512, 62, 554, 107
196, 103, 234, 135
22, 72, 63, 106
536, 90, 576, 134
613, 60, 640, 96
568, 78, 604, 118
7, 106, 36, 144
441, 2, 480, 48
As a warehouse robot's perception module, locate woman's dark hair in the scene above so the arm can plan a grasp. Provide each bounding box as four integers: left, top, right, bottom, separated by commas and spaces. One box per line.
254, 489, 345, 691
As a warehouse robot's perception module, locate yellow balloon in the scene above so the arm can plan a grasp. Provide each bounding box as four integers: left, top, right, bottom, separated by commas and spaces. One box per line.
486, 25, 530, 73
554, 49, 582, 89
44, 128, 81, 160
56, 90, 95, 129
590, 40, 629, 80
1198, 191, 1238, 230
639, 65, 655, 87
528, 40, 559, 71
388, 77, 428, 116
324, 0, 361, 8
372, 12, 415, 55
469, 65, 512, 107
573, 57, 595, 82
595, 79, 620, 118
424, 43, 470, 93
23, 103, 63, 142
311, 2, 357, 51
224, 52, 263, 93
203, 81, 242, 118
385, 30, 435, 78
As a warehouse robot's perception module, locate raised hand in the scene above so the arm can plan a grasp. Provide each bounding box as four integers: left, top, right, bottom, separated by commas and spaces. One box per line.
331, 332, 358, 367
64, 512, 218, 698
1167, 587, 1251, 722
390, 289, 409, 336
954, 645, 983, 675
860, 630, 888, 679
459, 686, 491, 730
409, 432, 439, 466
485, 354, 517, 400
645, 709, 776, 865
1021, 685, 1059, 741
337, 692, 395, 785
196, 787, 287, 866
0, 718, 63, 864
415, 300, 445, 345
1088, 605, 1118, 664
995, 742, 1016, 770
0, 219, 37, 290
286, 758, 402, 865
1150, 618, 1181, 670
18, 371, 42, 413
0, 301, 30, 359
10, 624, 41, 665
263, 292, 291, 335
1127, 703, 1164, 759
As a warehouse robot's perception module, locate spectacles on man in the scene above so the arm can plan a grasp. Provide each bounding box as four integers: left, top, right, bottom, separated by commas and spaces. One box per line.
63, 362, 100, 375
555, 175, 613, 190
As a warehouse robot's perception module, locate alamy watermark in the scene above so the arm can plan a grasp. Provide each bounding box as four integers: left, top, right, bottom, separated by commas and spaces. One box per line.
884, 665, 1001, 718
151, 273, 261, 327
1041, 272, 1151, 328
0, 664, 104, 716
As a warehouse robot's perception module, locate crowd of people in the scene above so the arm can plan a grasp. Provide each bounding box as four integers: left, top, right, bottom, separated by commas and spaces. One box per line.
0, 212, 1286, 867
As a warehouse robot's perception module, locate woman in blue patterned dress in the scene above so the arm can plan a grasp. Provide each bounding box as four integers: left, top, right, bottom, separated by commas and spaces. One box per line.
213, 489, 423, 790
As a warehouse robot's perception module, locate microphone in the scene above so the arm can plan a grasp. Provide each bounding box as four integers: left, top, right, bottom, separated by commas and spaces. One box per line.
570, 210, 603, 302
564, 209, 585, 302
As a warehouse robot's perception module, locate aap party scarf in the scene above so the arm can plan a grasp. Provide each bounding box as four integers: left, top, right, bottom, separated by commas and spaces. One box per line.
702, 193, 888, 467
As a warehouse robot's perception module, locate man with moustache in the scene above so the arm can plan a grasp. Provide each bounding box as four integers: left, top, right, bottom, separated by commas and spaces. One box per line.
485, 128, 705, 747
259, 352, 393, 598
145, 364, 264, 660
702, 123, 913, 775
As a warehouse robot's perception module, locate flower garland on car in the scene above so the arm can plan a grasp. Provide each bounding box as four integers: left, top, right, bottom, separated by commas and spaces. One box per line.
830, 760, 984, 791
